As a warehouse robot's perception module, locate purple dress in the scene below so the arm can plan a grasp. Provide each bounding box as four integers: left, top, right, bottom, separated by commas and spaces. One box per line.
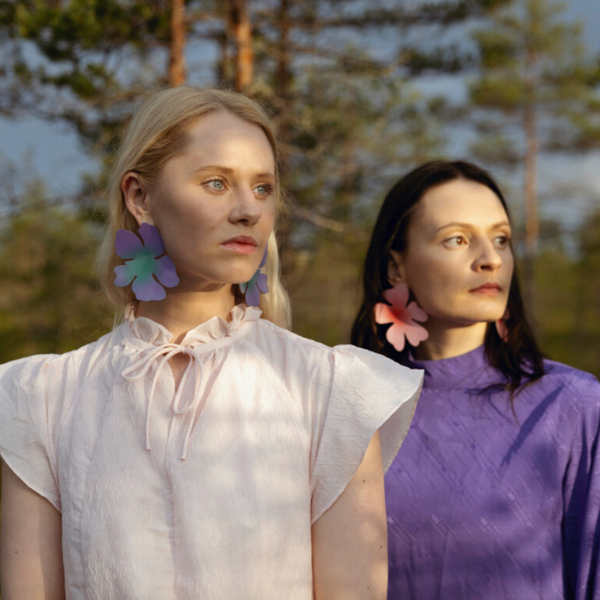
386, 345, 600, 600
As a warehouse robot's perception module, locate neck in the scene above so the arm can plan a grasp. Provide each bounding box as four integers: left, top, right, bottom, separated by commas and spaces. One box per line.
413, 318, 487, 361
135, 284, 236, 344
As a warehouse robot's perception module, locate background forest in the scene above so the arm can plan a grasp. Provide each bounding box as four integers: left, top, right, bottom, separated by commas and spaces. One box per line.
0, 0, 600, 375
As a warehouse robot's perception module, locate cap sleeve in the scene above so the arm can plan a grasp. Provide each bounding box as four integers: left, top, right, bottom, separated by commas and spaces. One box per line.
310, 345, 422, 523
0, 355, 61, 511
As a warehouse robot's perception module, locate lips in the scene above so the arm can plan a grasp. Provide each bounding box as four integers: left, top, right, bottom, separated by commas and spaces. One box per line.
221, 236, 258, 255
469, 283, 501, 295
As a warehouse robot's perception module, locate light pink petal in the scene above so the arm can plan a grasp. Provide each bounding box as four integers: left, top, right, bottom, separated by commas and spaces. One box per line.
404, 320, 429, 346
386, 323, 407, 352
406, 301, 428, 323
495, 319, 508, 341
374, 302, 397, 325
383, 284, 409, 309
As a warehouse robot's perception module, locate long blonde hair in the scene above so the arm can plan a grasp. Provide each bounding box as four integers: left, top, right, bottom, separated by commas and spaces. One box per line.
97, 86, 291, 329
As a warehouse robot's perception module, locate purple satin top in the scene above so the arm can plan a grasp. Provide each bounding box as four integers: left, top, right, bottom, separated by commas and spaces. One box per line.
386, 345, 600, 600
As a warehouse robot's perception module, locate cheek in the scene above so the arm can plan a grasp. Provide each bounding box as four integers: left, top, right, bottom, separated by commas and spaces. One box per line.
262, 200, 277, 230
404, 252, 466, 311
502, 251, 515, 281
156, 196, 223, 240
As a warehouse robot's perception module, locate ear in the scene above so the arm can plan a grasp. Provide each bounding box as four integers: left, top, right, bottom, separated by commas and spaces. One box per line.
121, 171, 155, 227
387, 249, 406, 287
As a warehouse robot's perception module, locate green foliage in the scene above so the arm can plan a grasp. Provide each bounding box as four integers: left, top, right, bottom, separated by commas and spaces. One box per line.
0, 0, 180, 151
469, 0, 600, 160
287, 232, 367, 346
0, 182, 113, 363
0, 0, 597, 381
533, 228, 600, 379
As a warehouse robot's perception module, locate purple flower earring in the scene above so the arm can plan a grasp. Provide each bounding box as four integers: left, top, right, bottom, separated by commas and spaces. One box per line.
240, 248, 269, 306
114, 223, 179, 301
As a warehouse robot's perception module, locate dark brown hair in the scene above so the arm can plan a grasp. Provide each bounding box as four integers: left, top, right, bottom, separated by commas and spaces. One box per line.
351, 160, 545, 393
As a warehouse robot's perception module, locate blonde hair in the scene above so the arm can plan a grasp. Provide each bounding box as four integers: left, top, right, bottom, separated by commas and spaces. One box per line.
97, 86, 291, 329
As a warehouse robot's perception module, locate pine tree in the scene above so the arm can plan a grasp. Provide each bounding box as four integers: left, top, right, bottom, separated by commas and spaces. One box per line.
469, 0, 600, 301
0, 0, 520, 345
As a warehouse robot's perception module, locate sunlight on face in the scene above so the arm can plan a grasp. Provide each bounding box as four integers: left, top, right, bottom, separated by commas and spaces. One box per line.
396, 179, 514, 326
147, 111, 277, 291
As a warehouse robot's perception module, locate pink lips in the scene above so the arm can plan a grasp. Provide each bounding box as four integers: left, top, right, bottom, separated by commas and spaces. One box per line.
221, 235, 258, 255
469, 283, 501, 295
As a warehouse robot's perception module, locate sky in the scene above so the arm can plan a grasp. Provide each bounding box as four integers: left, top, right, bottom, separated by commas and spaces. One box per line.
0, 0, 599, 221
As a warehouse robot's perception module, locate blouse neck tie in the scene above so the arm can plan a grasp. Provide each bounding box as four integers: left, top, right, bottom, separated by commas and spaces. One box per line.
121, 343, 205, 460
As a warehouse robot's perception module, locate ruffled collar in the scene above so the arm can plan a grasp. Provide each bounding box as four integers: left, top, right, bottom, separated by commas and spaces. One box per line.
118, 303, 262, 460
123, 303, 262, 350
406, 344, 498, 390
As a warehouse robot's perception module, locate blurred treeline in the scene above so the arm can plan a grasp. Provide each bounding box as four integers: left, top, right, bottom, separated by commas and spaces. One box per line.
0, 0, 600, 374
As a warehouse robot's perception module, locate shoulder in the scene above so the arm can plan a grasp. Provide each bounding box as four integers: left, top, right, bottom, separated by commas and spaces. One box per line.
254, 319, 419, 375
524, 359, 600, 419
0, 328, 122, 394
540, 359, 600, 397
253, 317, 335, 363
253, 319, 422, 392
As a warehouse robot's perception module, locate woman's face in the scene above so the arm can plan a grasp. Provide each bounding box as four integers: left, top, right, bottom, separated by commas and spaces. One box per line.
392, 178, 514, 326
125, 111, 277, 290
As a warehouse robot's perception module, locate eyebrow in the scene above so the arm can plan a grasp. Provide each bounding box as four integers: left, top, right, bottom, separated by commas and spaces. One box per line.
435, 220, 510, 233
192, 165, 276, 179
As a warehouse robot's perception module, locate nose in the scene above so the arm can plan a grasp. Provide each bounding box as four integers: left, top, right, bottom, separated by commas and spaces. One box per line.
229, 187, 261, 226
473, 238, 502, 272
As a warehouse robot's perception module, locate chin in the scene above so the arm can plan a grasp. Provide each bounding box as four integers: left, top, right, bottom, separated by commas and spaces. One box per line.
433, 307, 504, 326
468, 312, 505, 324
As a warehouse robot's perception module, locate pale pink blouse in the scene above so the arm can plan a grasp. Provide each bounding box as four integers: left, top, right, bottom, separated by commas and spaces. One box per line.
0, 305, 422, 599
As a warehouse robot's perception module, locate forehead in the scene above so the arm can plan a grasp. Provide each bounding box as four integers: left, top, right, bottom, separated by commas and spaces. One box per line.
415, 178, 508, 228
175, 111, 276, 174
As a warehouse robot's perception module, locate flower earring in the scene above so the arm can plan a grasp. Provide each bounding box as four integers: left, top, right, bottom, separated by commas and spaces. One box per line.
240, 247, 269, 306
374, 281, 429, 352
114, 223, 179, 301
495, 308, 510, 342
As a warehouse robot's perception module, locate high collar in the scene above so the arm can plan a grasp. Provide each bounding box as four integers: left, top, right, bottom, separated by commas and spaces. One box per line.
123, 303, 262, 350
406, 345, 497, 390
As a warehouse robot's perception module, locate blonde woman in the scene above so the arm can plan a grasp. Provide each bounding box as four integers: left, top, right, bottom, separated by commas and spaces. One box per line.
0, 87, 422, 600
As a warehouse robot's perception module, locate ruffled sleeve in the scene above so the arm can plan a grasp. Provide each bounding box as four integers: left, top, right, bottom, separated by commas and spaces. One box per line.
0, 355, 62, 511
310, 345, 422, 523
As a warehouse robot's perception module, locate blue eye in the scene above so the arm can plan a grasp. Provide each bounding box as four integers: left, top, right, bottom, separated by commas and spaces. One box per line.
206, 179, 225, 191
254, 183, 275, 197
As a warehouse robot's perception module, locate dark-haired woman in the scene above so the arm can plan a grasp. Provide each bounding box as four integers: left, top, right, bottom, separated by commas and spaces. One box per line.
352, 160, 600, 600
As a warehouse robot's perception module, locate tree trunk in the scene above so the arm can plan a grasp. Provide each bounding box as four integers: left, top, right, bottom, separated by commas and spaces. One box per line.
272, 0, 294, 269
523, 47, 538, 305
276, 0, 291, 102
169, 0, 186, 86
217, 31, 230, 84
228, 0, 253, 92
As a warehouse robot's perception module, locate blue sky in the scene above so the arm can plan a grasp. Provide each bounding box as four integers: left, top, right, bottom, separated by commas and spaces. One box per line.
0, 0, 599, 213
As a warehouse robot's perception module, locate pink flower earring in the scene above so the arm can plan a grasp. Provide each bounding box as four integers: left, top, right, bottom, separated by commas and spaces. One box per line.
495, 309, 510, 342
374, 281, 429, 352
